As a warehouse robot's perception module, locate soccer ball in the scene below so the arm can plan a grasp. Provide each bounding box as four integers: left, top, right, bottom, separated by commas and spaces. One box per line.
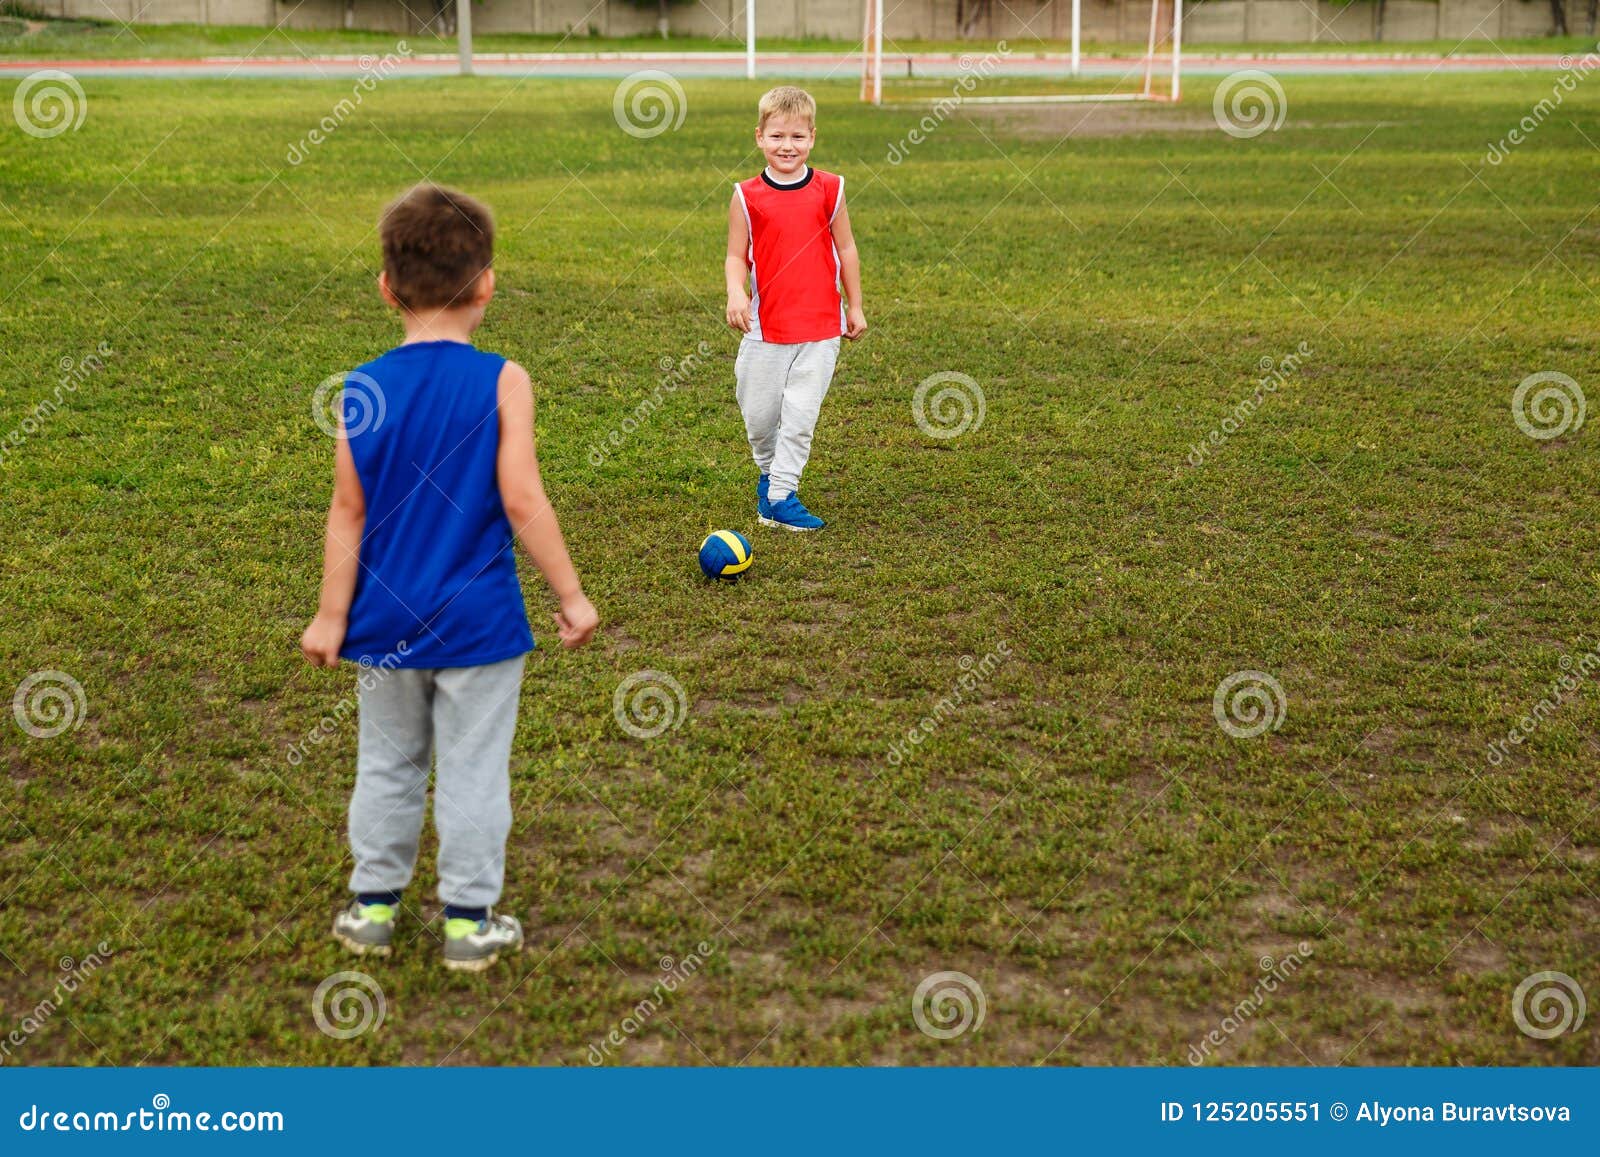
698, 530, 753, 580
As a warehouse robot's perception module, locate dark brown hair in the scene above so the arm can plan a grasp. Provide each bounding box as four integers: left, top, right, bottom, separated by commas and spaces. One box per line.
379, 184, 495, 311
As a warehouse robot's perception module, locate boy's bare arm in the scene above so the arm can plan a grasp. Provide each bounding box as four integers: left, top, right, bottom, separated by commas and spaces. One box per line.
300, 435, 366, 667
831, 196, 867, 340
495, 360, 598, 649
725, 194, 752, 333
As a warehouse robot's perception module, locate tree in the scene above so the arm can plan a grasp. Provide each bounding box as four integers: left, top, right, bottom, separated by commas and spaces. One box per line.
956, 0, 993, 38
421, 0, 473, 76
620, 0, 694, 38
1549, 0, 1569, 34
430, 0, 456, 37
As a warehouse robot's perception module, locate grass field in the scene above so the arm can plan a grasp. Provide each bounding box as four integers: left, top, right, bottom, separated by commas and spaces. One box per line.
1, 60, 1598, 1067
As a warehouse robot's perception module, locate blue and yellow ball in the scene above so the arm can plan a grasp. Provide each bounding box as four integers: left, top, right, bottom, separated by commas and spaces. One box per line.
698, 530, 753, 580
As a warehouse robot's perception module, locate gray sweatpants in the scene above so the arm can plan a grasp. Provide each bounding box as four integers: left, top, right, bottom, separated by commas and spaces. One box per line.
347, 654, 525, 909
735, 334, 841, 501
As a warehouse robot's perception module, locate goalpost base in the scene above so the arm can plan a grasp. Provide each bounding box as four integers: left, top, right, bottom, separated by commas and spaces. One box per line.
914, 92, 1178, 106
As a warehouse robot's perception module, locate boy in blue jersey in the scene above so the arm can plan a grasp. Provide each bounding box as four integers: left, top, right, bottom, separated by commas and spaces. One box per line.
300, 184, 598, 972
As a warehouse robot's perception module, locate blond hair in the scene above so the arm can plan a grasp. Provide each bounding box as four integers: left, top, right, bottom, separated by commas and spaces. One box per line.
757, 86, 817, 132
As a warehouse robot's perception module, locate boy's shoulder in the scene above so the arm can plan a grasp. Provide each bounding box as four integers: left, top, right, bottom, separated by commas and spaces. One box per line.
354, 341, 507, 378
737, 166, 844, 191
737, 169, 844, 221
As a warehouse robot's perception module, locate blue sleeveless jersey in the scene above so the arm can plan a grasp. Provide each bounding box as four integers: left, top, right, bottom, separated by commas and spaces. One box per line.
337, 340, 535, 669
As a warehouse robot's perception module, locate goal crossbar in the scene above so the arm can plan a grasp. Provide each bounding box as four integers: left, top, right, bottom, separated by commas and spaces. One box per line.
861, 0, 1183, 106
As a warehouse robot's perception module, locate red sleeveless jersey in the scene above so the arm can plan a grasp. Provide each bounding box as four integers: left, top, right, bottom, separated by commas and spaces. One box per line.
735, 167, 845, 344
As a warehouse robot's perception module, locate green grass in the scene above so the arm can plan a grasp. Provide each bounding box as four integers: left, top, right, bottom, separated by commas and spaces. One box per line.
0, 16, 1593, 58
0, 68, 1597, 1067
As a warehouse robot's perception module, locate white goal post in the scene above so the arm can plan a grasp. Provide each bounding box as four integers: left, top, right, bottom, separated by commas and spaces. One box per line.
861, 0, 1183, 106
747, 0, 756, 80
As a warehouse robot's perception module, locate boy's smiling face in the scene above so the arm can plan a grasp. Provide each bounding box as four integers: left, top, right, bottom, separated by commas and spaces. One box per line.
756, 113, 815, 177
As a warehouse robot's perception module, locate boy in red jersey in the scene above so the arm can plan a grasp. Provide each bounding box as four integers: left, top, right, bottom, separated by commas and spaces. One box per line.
725, 86, 867, 531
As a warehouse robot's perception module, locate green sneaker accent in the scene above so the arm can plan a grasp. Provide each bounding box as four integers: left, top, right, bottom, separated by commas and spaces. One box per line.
332, 899, 396, 956
442, 910, 523, 973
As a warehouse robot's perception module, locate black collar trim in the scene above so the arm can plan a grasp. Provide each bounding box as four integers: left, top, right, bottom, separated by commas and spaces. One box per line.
761, 167, 813, 190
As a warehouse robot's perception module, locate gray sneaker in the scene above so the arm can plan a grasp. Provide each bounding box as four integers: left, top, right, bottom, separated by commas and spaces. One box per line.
332, 900, 396, 956
443, 910, 523, 972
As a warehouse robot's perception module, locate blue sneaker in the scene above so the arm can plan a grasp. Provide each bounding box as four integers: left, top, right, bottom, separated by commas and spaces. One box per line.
760, 493, 825, 531
757, 473, 771, 519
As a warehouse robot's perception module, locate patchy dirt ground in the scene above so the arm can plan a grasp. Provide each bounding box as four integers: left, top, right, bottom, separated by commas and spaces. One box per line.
961, 100, 1216, 139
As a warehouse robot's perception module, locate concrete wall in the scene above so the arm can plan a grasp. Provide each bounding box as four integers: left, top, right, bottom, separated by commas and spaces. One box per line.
48, 0, 273, 21
51, 0, 1563, 42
